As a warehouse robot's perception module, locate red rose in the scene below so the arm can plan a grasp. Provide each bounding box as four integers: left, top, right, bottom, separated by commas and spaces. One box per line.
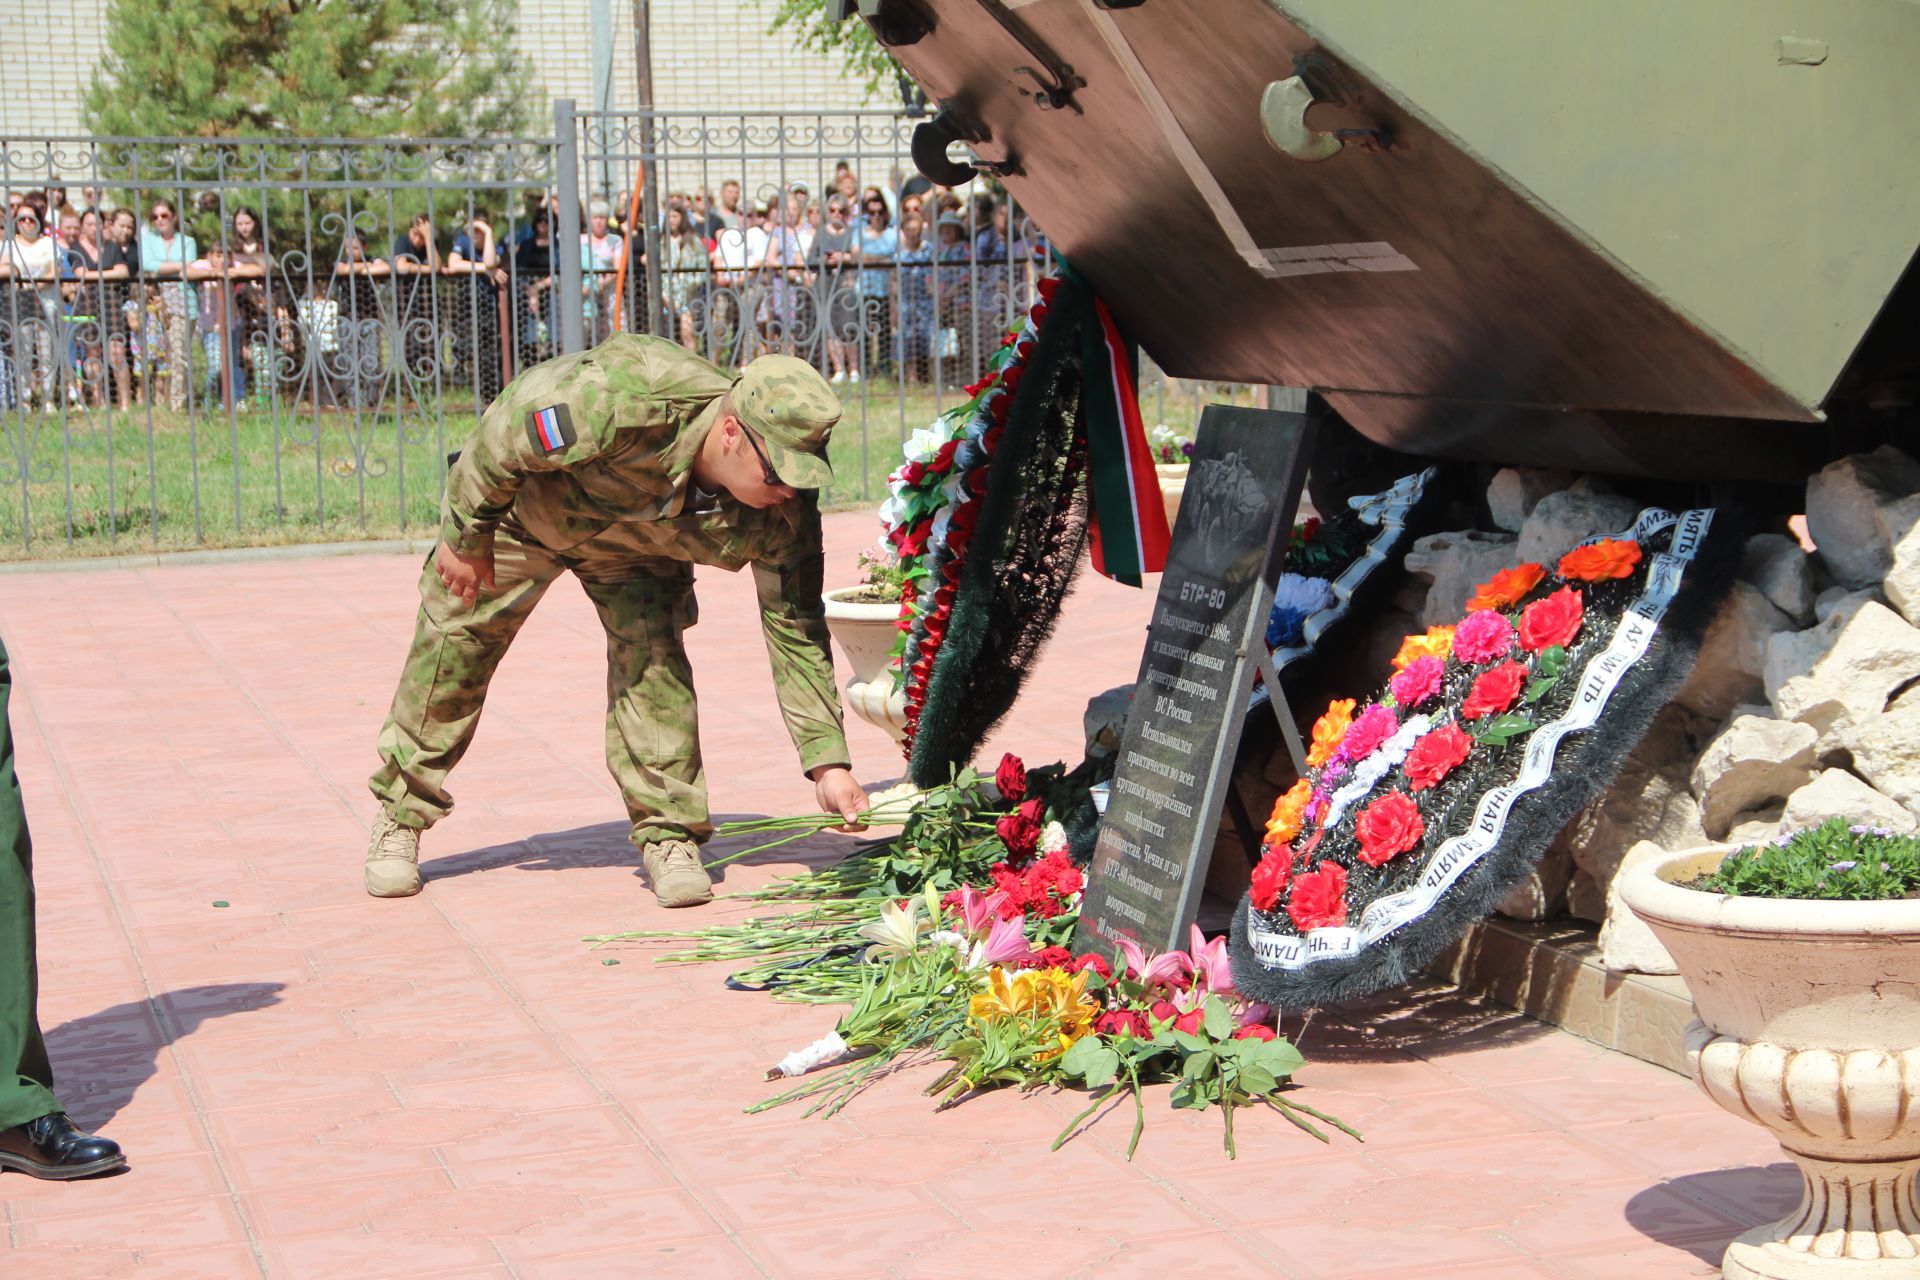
1149, 999, 1179, 1025
1287, 861, 1349, 932
1023, 944, 1072, 971
1072, 953, 1112, 979
1036, 275, 1060, 300
1355, 791, 1425, 867
1461, 661, 1527, 720
929, 439, 962, 474
1234, 1023, 1277, 1042
1173, 1008, 1206, 1036
995, 753, 1028, 803
1249, 850, 1292, 911
900, 460, 927, 486
1404, 725, 1473, 791
982, 426, 1006, 452
994, 797, 1044, 859
1095, 1009, 1148, 1038
1519, 586, 1584, 653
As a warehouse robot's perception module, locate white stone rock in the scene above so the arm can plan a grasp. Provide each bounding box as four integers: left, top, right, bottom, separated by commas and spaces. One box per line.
1813, 585, 1883, 626
1832, 705, 1920, 819
1515, 490, 1643, 566
1597, 841, 1679, 974
1566, 867, 1604, 922
1882, 498, 1920, 629
1689, 716, 1817, 839
1560, 705, 1713, 916
1726, 808, 1786, 846
1676, 582, 1795, 722
1740, 533, 1816, 626
1804, 446, 1920, 590
1402, 529, 1521, 627
1486, 468, 1573, 533
1494, 844, 1573, 922
1764, 600, 1920, 737
1781, 769, 1918, 834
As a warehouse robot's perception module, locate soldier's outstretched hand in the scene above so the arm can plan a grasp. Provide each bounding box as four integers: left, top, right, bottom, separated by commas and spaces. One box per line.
809, 764, 870, 831
435, 539, 496, 609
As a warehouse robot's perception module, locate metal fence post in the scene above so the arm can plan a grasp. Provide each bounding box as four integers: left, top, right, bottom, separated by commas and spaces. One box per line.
555, 99, 587, 355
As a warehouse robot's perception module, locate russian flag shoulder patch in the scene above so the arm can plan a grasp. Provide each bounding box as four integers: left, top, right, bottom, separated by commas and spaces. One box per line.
525, 403, 577, 455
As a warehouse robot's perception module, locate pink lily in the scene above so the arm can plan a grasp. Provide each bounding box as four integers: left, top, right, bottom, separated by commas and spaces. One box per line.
1187, 924, 1238, 998
1114, 935, 1194, 989
1237, 1001, 1276, 1030
951, 885, 1009, 938
964, 914, 1035, 971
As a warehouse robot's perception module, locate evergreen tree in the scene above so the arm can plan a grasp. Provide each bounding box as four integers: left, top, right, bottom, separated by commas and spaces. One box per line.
85, 0, 533, 139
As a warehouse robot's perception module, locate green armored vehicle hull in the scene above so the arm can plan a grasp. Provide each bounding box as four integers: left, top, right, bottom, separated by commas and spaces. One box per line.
857, 0, 1920, 479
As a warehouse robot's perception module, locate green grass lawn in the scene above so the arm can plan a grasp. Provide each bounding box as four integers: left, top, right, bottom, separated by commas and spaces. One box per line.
0, 371, 1240, 561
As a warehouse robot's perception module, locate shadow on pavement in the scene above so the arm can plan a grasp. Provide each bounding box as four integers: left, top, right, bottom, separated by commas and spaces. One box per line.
1290, 980, 1554, 1060
419, 815, 871, 888
45, 982, 287, 1131
1627, 1164, 1799, 1264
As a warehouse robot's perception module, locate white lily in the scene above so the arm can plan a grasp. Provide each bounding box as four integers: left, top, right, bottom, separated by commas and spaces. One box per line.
857, 898, 923, 960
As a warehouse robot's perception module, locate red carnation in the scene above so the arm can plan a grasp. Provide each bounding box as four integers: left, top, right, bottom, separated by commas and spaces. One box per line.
1249, 850, 1292, 912
1095, 1009, 1148, 1039
1519, 586, 1584, 653
1462, 661, 1527, 720
994, 797, 1044, 860
1072, 953, 1112, 980
1234, 1023, 1277, 1042
1355, 791, 1425, 867
995, 752, 1028, 803
1023, 944, 1072, 971
1405, 724, 1473, 791
1287, 861, 1349, 932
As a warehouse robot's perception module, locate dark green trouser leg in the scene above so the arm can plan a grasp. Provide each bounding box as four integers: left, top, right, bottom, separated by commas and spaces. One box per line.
0, 636, 58, 1129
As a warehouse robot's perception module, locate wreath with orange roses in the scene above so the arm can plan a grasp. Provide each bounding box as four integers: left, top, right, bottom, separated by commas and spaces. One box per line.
1229, 504, 1747, 1008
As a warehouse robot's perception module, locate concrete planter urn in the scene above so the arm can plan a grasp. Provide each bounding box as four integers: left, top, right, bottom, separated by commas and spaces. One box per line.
822, 588, 908, 743
1156, 463, 1188, 530
1620, 846, 1920, 1279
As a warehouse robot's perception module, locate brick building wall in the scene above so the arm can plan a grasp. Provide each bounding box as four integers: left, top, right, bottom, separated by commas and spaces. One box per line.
4, 0, 880, 138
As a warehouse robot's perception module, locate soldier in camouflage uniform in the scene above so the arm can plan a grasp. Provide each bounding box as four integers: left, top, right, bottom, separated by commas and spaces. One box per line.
365, 333, 871, 907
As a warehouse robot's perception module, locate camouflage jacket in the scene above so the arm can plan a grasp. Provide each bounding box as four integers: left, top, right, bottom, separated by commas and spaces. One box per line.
442, 334, 849, 773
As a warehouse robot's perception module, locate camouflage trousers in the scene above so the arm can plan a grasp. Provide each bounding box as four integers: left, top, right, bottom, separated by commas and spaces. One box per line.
369, 523, 710, 848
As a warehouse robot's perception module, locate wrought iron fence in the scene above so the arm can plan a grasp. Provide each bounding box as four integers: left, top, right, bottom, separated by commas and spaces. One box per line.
0, 106, 1247, 558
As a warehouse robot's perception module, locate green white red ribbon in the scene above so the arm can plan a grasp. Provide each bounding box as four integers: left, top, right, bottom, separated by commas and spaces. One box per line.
1081, 296, 1170, 587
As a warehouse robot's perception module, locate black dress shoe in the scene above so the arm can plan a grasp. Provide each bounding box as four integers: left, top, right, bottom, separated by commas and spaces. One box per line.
0, 1113, 127, 1180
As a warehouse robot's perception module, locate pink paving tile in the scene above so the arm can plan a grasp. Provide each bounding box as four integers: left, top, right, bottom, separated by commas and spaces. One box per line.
243, 1168, 457, 1238
106, 1245, 266, 1280
220, 1131, 449, 1191
1372, 1130, 1649, 1186
1500, 1178, 1749, 1256
1551, 1239, 1727, 1278
1249, 1220, 1532, 1278
396, 1067, 607, 1112
1568, 1111, 1782, 1182
260, 1232, 509, 1280
429, 1105, 652, 1172
704, 1170, 941, 1232
734, 1205, 968, 1280
513, 1238, 764, 1280
12, 1194, 253, 1253
488, 1189, 721, 1262
3, 1152, 228, 1219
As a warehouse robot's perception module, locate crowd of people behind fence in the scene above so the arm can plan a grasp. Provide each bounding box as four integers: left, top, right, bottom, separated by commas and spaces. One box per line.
0, 160, 1050, 416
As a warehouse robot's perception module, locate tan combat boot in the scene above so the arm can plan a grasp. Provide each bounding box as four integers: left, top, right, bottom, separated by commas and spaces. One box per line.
364, 813, 423, 898
642, 839, 713, 908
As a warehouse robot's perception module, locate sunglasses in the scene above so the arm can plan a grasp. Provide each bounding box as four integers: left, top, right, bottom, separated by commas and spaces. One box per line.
739, 422, 783, 487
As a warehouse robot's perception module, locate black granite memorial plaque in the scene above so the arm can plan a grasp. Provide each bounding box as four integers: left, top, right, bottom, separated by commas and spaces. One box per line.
1073, 404, 1316, 956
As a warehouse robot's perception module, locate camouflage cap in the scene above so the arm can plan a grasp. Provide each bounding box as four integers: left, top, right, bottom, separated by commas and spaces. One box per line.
732, 354, 841, 489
